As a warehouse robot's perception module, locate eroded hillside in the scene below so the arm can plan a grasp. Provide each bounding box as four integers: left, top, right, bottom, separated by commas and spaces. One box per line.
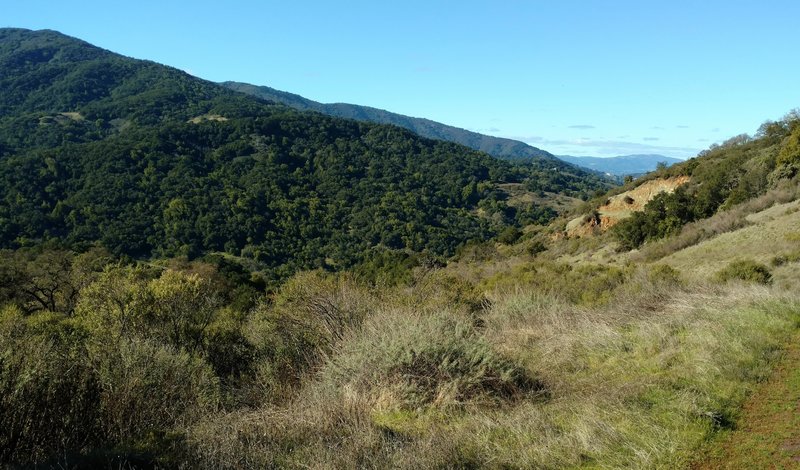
565, 175, 690, 237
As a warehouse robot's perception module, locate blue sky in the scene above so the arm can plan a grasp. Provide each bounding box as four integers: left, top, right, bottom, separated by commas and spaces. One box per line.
4, 0, 800, 159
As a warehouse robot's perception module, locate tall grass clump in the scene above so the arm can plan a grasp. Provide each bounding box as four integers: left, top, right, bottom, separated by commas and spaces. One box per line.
320, 309, 543, 410
243, 270, 376, 401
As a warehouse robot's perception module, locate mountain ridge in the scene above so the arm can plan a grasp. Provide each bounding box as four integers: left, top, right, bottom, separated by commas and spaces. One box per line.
222, 81, 558, 163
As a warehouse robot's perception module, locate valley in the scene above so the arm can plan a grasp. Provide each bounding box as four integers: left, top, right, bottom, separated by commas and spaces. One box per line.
1, 27, 799, 469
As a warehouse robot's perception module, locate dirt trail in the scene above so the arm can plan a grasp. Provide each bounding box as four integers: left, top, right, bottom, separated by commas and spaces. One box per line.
691, 330, 800, 469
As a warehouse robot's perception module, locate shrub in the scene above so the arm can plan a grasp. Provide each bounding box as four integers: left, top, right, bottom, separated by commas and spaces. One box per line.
647, 264, 683, 285
771, 250, 800, 267
245, 271, 373, 391
0, 313, 101, 464
320, 310, 544, 409
92, 338, 220, 442
497, 226, 523, 245
526, 240, 547, 257
715, 259, 773, 284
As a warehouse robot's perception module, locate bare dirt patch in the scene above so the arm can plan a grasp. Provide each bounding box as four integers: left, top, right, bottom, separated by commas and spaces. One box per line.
564, 176, 690, 238
188, 114, 229, 124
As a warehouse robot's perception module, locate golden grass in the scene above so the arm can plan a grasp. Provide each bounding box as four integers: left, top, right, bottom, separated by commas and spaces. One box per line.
184, 274, 800, 468
660, 199, 800, 282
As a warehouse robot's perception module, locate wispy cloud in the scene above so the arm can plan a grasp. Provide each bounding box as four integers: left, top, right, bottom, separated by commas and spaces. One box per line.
650, 126, 664, 130
505, 135, 701, 159
677, 125, 690, 129
643, 137, 660, 141
568, 124, 595, 129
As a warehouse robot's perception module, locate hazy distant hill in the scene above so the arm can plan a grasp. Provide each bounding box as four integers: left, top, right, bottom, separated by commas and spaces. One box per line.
222, 81, 557, 162
557, 154, 684, 175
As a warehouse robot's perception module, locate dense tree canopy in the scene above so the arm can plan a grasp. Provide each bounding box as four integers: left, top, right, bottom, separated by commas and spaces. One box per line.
0, 28, 611, 279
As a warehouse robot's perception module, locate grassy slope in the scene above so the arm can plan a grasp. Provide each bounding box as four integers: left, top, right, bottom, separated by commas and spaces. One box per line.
177, 186, 800, 467
183, 276, 799, 469
660, 199, 800, 287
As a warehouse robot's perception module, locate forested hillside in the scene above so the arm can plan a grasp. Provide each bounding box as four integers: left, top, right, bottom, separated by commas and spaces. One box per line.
0, 28, 609, 280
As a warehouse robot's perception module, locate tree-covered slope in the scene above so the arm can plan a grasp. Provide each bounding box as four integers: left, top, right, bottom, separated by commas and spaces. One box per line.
0, 28, 611, 279
221, 81, 558, 162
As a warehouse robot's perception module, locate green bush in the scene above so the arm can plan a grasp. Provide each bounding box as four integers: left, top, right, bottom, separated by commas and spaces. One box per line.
92, 339, 220, 442
0, 311, 100, 464
715, 259, 773, 284
496, 226, 522, 245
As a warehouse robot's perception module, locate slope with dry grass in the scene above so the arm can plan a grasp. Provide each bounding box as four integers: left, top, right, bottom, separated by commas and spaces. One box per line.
180, 266, 799, 469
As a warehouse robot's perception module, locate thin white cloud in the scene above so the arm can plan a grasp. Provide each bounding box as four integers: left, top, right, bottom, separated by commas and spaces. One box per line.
506, 135, 701, 159
568, 124, 596, 129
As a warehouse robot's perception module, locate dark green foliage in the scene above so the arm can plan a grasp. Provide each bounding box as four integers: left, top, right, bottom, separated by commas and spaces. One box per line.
0, 29, 610, 282
526, 239, 547, 257
715, 260, 773, 284
0, 246, 112, 314
613, 189, 696, 250
352, 249, 422, 285
496, 226, 523, 245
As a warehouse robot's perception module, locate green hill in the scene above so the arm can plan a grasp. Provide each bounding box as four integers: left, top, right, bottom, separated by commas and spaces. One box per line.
0, 28, 610, 280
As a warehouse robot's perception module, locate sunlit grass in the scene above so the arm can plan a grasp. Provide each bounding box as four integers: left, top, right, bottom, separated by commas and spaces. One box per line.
186, 278, 799, 468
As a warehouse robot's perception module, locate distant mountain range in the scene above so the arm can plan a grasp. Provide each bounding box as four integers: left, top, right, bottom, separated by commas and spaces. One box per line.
221, 81, 557, 163
555, 154, 684, 176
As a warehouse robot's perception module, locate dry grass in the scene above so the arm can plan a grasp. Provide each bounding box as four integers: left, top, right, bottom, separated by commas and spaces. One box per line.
637, 184, 800, 262
183, 272, 800, 468
658, 198, 800, 282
